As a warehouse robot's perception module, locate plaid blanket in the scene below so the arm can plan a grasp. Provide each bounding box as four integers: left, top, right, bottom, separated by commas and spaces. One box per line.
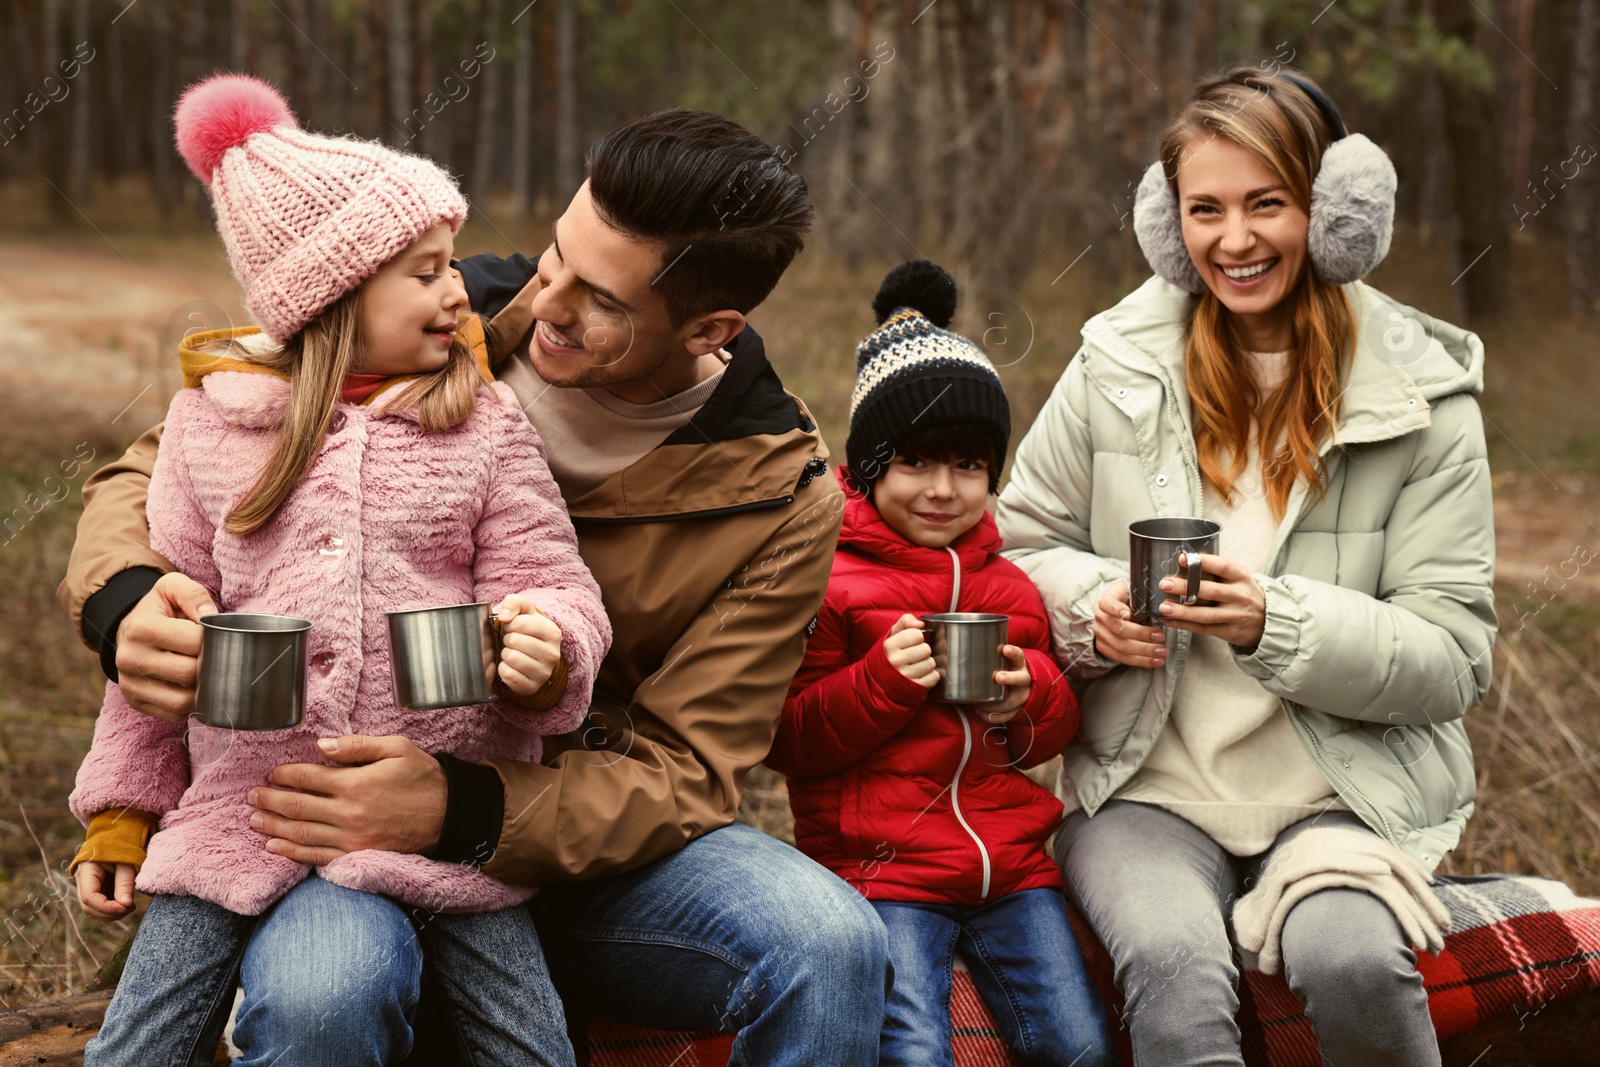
578, 874, 1600, 1067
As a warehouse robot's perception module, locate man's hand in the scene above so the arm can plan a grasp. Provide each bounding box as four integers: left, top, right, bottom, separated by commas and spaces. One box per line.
75, 861, 136, 921
114, 572, 216, 722
979, 644, 1032, 724
493, 594, 563, 698
247, 735, 448, 865
1093, 581, 1168, 669
885, 614, 940, 688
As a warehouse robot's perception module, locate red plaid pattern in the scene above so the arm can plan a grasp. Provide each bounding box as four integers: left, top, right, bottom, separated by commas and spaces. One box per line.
579, 875, 1600, 1067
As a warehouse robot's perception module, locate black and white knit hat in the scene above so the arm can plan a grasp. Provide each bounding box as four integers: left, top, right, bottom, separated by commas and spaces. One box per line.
845, 260, 1011, 492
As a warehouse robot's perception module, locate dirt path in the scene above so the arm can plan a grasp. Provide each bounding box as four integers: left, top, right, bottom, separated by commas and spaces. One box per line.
0, 238, 242, 428
4, 239, 1598, 603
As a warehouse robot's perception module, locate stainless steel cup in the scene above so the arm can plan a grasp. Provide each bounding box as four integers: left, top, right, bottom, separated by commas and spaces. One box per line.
387, 602, 501, 711
1128, 517, 1222, 626
194, 613, 312, 731
920, 613, 1009, 704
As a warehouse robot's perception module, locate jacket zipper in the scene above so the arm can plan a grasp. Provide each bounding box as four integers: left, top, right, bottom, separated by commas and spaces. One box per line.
943, 546, 992, 901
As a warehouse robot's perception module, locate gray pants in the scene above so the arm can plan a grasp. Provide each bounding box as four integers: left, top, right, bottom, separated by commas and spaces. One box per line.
1056, 800, 1441, 1067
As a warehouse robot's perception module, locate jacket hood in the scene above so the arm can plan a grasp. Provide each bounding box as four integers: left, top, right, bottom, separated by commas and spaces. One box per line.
177, 321, 496, 429
1080, 275, 1484, 447
836, 466, 1000, 573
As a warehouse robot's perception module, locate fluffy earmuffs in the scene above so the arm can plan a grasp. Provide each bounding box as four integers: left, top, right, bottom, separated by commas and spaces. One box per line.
1132, 79, 1397, 294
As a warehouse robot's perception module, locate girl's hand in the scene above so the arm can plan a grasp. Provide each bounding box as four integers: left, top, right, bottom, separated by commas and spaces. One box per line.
980, 644, 1032, 723
76, 861, 136, 921
493, 594, 564, 697
1093, 581, 1168, 669
1157, 553, 1267, 650
885, 614, 940, 688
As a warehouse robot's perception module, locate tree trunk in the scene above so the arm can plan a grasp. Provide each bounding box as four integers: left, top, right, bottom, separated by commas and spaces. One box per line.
386, 0, 414, 146
470, 0, 504, 209
414, 0, 437, 158
1432, 0, 1510, 323
67, 0, 90, 205
509, 1, 536, 217
1565, 0, 1599, 319
230, 0, 249, 69
148, 2, 175, 215
38, 0, 72, 222
555, 0, 578, 197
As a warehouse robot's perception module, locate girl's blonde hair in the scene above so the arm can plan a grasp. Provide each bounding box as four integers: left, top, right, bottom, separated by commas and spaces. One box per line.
224, 289, 485, 536
1157, 66, 1355, 519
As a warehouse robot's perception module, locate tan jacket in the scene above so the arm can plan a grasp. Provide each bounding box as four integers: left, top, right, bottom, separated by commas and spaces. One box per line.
59, 257, 843, 885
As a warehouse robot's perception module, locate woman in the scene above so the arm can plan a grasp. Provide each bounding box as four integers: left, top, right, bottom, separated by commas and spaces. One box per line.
995, 67, 1495, 1066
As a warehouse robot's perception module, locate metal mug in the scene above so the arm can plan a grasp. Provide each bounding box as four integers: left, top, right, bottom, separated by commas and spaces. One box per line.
194, 613, 312, 730
919, 613, 1009, 704
1128, 516, 1222, 626
387, 602, 502, 712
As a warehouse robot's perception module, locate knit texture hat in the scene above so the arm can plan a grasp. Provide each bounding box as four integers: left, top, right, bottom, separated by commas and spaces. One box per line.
846, 260, 1011, 492
174, 73, 467, 343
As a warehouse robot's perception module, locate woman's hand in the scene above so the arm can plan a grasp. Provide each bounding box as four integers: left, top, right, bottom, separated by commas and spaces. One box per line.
885, 614, 940, 688
76, 860, 136, 921
1093, 581, 1168, 669
1157, 552, 1267, 650
979, 644, 1032, 723
493, 594, 564, 698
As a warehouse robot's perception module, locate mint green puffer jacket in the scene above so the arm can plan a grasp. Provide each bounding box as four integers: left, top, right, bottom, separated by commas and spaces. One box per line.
996, 276, 1496, 870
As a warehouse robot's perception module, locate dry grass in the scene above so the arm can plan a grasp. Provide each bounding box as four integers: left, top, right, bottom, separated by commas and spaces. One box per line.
1, 215, 1598, 1008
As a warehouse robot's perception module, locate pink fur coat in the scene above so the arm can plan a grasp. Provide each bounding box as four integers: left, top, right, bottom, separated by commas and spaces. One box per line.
69, 371, 610, 916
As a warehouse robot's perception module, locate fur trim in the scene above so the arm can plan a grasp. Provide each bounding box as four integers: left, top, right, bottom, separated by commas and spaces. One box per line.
1307, 133, 1397, 285
173, 74, 296, 185
1133, 162, 1205, 294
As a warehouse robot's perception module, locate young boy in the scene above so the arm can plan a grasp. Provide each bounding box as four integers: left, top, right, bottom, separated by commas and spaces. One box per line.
766, 261, 1116, 1067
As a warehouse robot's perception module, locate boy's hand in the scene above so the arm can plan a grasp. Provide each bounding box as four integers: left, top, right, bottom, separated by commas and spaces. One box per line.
980, 644, 1032, 723
885, 614, 940, 688
76, 861, 136, 921
493, 594, 563, 697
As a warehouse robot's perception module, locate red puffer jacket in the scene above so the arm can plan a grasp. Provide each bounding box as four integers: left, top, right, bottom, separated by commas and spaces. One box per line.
767, 470, 1078, 905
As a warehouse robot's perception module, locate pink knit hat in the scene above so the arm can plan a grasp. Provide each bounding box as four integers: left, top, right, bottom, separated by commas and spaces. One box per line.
174, 74, 467, 343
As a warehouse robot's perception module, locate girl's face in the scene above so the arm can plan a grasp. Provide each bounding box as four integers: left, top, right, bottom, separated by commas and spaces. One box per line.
355, 222, 469, 375
1176, 137, 1310, 348
873, 454, 991, 549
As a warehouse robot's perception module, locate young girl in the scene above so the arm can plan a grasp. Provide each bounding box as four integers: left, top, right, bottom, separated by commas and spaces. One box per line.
68, 74, 609, 1066
766, 262, 1116, 1067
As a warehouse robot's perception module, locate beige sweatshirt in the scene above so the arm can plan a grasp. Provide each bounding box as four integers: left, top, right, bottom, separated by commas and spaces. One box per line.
1116, 350, 1344, 855
496, 349, 731, 497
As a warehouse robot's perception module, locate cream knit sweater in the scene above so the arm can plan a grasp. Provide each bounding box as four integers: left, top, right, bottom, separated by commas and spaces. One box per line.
1117, 350, 1346, 855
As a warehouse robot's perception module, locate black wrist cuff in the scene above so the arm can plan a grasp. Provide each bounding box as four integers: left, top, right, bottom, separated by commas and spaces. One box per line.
427, 753, 506, 867
82, 566, 165, 683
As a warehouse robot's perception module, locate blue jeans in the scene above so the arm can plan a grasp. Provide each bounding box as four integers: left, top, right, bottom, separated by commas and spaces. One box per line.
531, 821, 890, 1066
85, 873, 574, 1067
871, 888, 1117, 1067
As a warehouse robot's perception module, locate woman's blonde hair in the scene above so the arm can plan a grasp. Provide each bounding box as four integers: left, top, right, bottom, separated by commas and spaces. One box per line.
223, 289, 486, 536
1157, 66, 1355, 519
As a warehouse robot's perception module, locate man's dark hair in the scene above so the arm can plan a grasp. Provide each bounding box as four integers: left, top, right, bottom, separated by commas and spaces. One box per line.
898, 423, 1001, 495
585, 109, 813, 326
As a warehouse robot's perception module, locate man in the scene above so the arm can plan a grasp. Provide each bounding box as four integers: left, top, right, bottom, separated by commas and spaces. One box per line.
61, 109, 888, 1065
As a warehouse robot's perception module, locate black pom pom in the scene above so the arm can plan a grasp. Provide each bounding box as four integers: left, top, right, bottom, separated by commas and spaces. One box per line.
871, 259, 957, 327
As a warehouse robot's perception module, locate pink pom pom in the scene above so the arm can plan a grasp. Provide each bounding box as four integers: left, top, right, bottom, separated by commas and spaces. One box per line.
173, 74, 297, 184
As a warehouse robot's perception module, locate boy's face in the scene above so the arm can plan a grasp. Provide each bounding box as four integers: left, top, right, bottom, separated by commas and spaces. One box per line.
873, 454, 991, 549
